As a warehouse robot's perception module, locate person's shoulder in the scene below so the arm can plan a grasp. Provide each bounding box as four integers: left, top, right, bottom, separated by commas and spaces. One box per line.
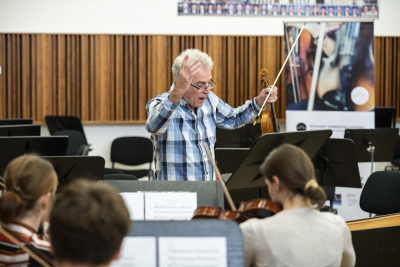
319, 211, 348, 227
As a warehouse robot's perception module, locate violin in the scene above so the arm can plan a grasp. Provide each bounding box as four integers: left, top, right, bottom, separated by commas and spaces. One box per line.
192, 144, 281, 224
259, 69, 280, 135
253, 23, 306, 128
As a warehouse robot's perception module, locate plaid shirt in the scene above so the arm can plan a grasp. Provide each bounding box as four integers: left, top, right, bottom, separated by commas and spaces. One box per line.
145, 84, 261, 181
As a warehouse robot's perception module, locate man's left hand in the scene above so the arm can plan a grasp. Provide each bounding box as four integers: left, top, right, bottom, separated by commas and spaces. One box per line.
256, 86, 278, 108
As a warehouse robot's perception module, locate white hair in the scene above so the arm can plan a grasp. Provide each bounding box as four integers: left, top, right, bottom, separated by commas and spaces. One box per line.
171, 49, 214, 80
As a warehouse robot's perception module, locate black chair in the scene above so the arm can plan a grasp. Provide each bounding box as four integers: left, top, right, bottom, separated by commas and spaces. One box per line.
360, 171, 400, 215
53, 130, 90, 155
111, 137, 153, 180
392, 135, 400, 170
103, 174, 138, 181
104, 168, 124, 175
374, 107, 396, 128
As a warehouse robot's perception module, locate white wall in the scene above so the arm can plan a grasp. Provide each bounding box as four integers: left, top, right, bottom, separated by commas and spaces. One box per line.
0, 0, 399, 36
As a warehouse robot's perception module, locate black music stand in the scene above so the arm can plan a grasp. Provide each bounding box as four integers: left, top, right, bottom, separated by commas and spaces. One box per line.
45, 116, 88, 144
0, 136, 68, 176
226, 130, 332, 192
0, 119, 33, 126
215, 148, 249, 174
42, 156, 105, 191
0, 125, 41, 136
215, 122, 262, 148
344, 128, 399, 173
313, 138, 362, 211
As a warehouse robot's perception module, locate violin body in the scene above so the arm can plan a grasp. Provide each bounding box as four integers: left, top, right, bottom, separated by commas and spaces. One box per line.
259, 69, 280, 135
192, 198, 281, 224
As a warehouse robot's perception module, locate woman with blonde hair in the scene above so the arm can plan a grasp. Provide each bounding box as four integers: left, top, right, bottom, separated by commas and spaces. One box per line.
0, 155, 57, 266
240, 144, 356, 267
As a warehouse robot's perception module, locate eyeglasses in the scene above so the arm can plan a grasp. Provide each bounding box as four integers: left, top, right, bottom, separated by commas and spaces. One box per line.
190, 79, 216, 91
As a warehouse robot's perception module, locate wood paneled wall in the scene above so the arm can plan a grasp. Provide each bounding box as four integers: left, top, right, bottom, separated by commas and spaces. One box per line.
0, 34, 399, 123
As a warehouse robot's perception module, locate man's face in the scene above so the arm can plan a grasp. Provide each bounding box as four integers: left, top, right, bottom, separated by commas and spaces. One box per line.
182, 68, 212, 109
262, 5, 267, 11
297, 6, 301, 13
237, 4, 243, 12
273, 6, 277, 12
289, 6, 294, 13
229, 5, 234, 11
200, 5, 204, 11
208, 5, 213, 12
321, 8, 325, 15
337, 6, 342, 13
363, 6, 368, 12
313, 6, 318, 14
281, 6, 286, 12
305, 6, 310, 13
246, 5, 251, 12
353, 7, 357, 13
371, 6, 376, 12
254, 6, 259, 12
329, 7, 333, 13
345, 7, 349, 13
191, 4, 197, 11
183, 3, 188, 11
217, 4, 222, 11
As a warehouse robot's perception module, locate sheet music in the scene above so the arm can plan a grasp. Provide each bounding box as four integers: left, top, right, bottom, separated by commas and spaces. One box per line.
111, 237, 156, 267
145, 192, 197, 221
158, 237, 227, 267
119, 192, 145, 220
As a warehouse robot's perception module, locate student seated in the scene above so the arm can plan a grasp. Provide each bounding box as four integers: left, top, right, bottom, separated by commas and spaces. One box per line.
240, 144, 356, 267
49, 180, 131, 267
0, 155, 57, 266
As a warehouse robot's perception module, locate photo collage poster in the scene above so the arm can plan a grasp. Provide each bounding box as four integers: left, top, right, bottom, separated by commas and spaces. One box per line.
177, 1, 379, 18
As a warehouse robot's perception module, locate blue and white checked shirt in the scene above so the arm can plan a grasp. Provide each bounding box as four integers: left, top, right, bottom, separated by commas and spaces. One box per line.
145, 84, 261, 181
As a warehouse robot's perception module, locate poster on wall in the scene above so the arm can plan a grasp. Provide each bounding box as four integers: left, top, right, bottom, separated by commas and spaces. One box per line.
177, 1, 379, 18
284, 21, 375, 138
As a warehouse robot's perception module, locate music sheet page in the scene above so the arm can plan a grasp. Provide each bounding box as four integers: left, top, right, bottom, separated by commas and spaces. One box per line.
158, 237, 227, 267
119, 192, 145, 220
145, 192, 197, 221
111, 237, 156, 267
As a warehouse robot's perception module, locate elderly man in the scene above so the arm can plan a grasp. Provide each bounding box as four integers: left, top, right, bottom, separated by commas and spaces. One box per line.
146, 49, 278, 181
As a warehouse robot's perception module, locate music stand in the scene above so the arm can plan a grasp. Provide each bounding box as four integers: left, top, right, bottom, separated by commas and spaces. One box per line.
0, 119, 33, 126
344, 128, 399, 173
42, 156, 105, 191
313, 138, 362, 211
215, 148, 249, 174
215, 122, 262, 148
226, 130, 332, 192
0, 125, 41, 136
45, 116, 88, 144
0, 136, 68, 176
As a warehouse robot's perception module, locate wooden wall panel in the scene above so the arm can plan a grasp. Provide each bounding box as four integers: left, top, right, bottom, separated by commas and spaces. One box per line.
0, 34, 398, 123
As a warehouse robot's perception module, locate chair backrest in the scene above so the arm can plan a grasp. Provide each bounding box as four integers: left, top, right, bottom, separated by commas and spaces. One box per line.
111, 137, 153, 166
54, 130, 88, 155
394, 135, 400, 159
374, 107, 396, 128
360, 171, 400, 215
45, 116, 88, 144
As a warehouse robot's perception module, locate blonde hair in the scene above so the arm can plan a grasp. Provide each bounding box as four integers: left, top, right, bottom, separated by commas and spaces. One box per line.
0, 155, 57, 223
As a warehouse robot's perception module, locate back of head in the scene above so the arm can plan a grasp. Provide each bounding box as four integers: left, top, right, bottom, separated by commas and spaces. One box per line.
260, 144, 327, 209
50, 180, 130, 266
0, 155, 57, 224
171, 49, 214, 80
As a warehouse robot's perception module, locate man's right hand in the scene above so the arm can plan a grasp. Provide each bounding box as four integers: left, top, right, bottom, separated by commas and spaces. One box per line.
169, 55, 201, 104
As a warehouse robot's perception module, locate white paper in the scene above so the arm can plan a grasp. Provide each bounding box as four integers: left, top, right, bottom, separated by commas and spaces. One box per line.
120, 192, 145, 220
159, 237, 227, 267
111, 237, 156, 267
145, 192, 197, 221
